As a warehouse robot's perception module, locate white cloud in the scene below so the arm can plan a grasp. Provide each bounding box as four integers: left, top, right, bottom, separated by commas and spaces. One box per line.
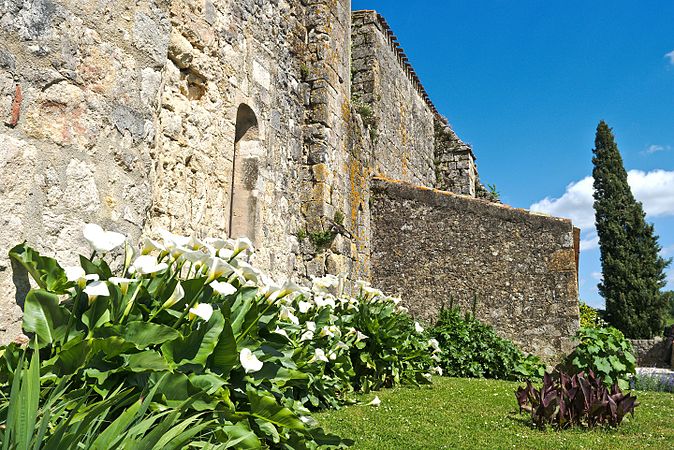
665, 50, 674, 65
590, 272, 603, 281
530, 169, 674, 253
662, 245, 674, 257
642, 144, 671, 155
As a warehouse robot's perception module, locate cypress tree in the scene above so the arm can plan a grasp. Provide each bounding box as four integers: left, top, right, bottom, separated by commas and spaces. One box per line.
592, 121, 671, 338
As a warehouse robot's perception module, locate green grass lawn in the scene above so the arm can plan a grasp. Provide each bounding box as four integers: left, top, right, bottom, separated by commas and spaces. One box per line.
316, 377, 674, 449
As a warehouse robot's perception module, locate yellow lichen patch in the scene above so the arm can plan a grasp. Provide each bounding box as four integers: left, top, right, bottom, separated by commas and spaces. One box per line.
341, 98, 351, 123
547, 249, 577, 273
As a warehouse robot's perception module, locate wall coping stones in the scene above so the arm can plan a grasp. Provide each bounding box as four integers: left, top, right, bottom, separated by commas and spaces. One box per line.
371, 176, 574, 233
352, 10, 450, 127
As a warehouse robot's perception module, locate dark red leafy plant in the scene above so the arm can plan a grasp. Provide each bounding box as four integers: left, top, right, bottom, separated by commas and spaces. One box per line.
515, 370, 638, 429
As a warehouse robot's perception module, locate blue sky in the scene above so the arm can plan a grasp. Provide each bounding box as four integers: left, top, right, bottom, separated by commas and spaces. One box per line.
352, 0, 674, 308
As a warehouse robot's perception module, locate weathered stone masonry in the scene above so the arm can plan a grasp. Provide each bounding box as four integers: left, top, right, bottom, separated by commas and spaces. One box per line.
370, 178, 580, 358
0, 1, 580, 357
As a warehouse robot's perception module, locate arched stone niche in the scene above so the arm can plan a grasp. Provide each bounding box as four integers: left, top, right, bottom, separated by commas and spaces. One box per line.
229, 104, 261, 242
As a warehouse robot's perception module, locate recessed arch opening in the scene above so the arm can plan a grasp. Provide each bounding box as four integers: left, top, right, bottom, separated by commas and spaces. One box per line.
229, 104, 261, 241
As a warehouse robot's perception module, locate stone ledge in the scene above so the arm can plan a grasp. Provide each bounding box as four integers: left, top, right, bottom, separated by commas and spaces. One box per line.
371, 176, 575, 234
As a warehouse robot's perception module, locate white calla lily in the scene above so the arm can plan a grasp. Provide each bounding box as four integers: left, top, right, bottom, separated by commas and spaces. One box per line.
189, 303, 214, 321
239, 348, 263, 374
83, 223, 126, 253
84, 281, 110, 304
414, 322, 424, 333
131, 255, 168, 275
65, 266, 99, 288
210, 280, 237, 297
232, 237, 254, 255
428, 338, 441, 353
367, 396, 381, 407
141, 237, 165, 255
205, 257, 236, 283
298, 300, 313, 314
300, 330, 314, 342
162, 282, 185, 309
273, 327, 289, 339
309, 348, 329, 363
279, 305, 299, 325
355, 330, 368, 342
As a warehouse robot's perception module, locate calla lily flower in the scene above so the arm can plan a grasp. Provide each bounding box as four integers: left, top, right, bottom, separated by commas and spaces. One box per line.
314, 296, 336, 309
108, 277, 139, 295
432, 366, 444, 376
356, 330, 368, 342
428, 338, 441, 353
84, 281, 110, 304
415, 322, 424, 333
311, 274, 340, 293
130, 255, 168, 275
65, 266, 99, 288
367, 396, 381, 407
189, 303, 214, 321
298, 300, 313, 314
204, 237, 228, 250
180, 249, 207, 266
279, 305, 299, 325
141, 237, 165, 255
336, 341, 349, 350
232, 237, 254, 255
83, 223, 126, 253
162, 282, 185, 309
205, 257, 236, 283
306, 321, 316, 332
300, 330, 314, 342
210, 280, 237, 297
273, 327, 289, 339
159, 229, 191, 249
240, 348, 263, 373
309, 348, 329, 363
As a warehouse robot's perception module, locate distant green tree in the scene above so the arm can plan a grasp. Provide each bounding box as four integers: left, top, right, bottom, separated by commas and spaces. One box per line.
665, 291, 674, 318
592, 121, 671, 338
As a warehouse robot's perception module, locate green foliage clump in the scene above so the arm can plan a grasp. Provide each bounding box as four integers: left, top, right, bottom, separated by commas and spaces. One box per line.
563, 327, 636, 390
429, 308, 544, 381
592, 121, 671, 338
308, 230, 336, 249
0, 228, 436, 449
579, 301, 607, 329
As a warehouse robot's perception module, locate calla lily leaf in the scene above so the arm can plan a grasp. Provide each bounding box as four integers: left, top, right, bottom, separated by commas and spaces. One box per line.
22, 289, 71, 348
9, 243, 71, 294
247, 387, 305, 430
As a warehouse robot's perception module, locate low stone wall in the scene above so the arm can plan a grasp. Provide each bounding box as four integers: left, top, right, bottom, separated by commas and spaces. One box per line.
370, 177, 580, 359
629, 338, 673, 369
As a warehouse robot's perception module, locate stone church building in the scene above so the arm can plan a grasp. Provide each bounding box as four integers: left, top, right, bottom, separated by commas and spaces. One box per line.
0, 0, 580, 357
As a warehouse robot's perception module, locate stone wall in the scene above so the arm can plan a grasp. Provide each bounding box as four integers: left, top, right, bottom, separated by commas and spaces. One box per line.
629, 337, 673, 369
350, 10, 478, 197
148, 0, 310, 284
370, 177, 580, 359
0, 0, 169, 344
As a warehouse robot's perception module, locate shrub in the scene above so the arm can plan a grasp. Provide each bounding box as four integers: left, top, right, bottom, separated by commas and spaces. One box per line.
1, 225, 436, 448
579, 301, 607, 329
563, 327, 636, 390
516, 370, 638, 429
429, 308, 544, 381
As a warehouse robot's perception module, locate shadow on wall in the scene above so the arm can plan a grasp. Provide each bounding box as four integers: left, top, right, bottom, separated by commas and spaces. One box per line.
10, 258, 30, 309
230, 104, 260, 242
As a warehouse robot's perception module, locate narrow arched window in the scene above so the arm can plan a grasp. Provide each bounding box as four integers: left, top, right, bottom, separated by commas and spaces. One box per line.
229, 104, 260, 241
